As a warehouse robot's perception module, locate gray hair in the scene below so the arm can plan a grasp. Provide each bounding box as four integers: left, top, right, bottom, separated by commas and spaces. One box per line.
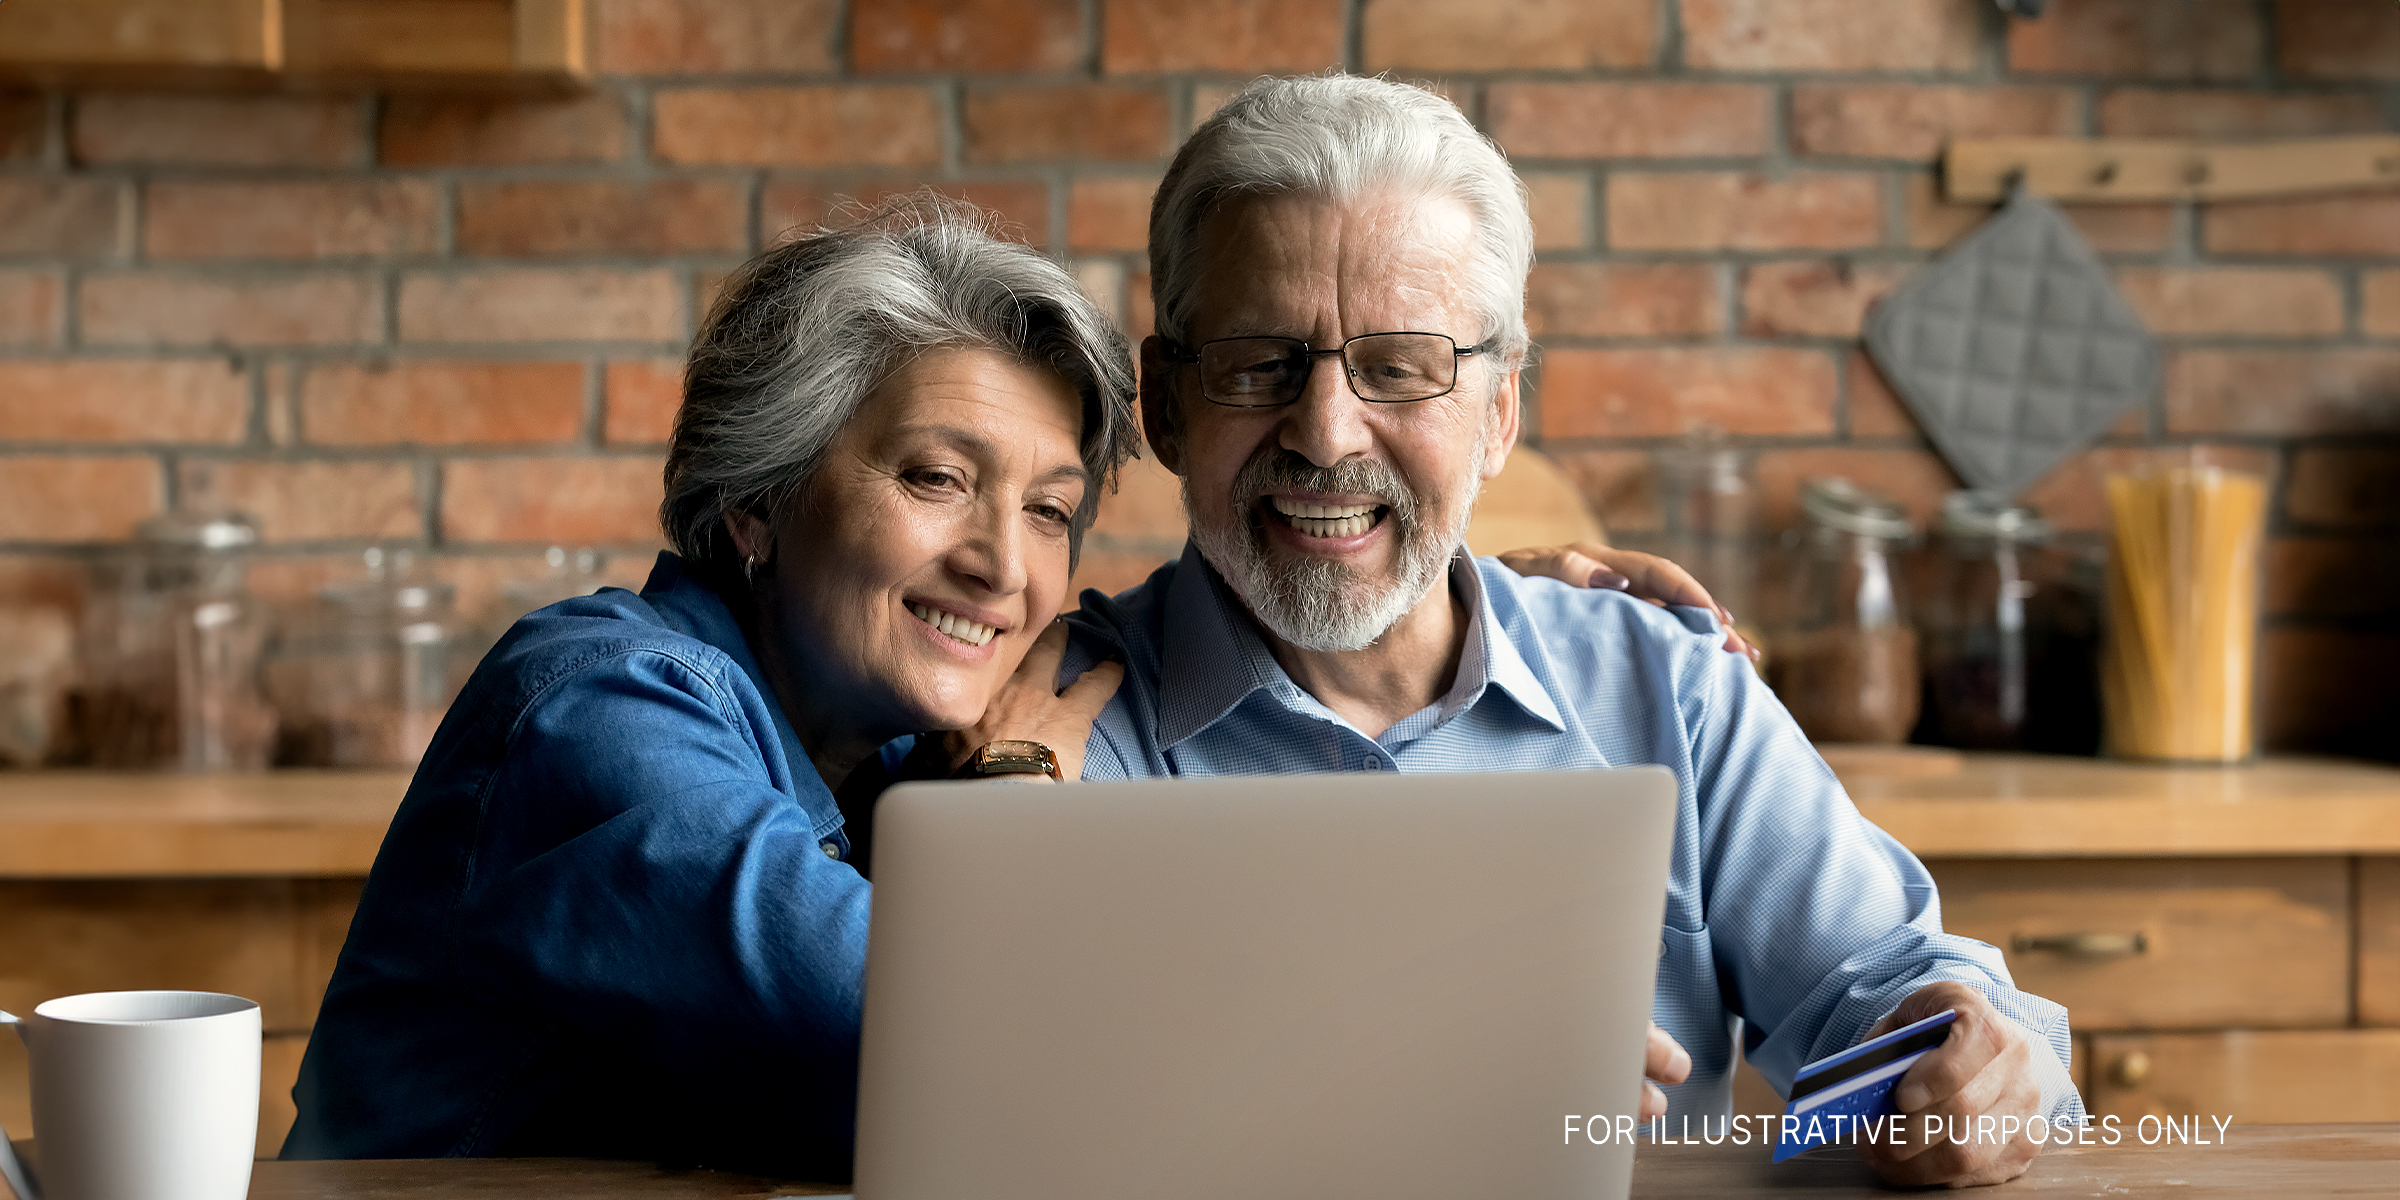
662, 195, 1139, 584
1148, 75, 1535, 371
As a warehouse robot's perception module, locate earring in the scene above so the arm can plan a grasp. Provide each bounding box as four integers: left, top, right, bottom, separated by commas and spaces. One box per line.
743, 554, 760, 586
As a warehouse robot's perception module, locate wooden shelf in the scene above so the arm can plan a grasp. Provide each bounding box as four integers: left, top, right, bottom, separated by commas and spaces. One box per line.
0, 754, 2394, 879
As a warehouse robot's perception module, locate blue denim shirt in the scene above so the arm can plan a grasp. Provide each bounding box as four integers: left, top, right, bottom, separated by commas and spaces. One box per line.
284, 552, 880, 1176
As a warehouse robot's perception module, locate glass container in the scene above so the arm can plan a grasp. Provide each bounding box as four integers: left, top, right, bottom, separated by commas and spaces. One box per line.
1915, 492, 2102, 753
1655, 434, 1758, 642
268, 548, 460, 768
1766, 478, 1920, 744
2100, 455, 2267, 762
76, 513, 276, 769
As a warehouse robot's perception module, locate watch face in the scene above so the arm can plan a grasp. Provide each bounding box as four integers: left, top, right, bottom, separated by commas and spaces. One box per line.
977, 741, 1056, 776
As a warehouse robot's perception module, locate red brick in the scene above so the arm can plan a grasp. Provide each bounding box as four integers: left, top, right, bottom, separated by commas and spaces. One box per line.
2018, 445, 2275, 534
2008, 0, 2261, 79
378, 95, 627, 166
2364, 271, 2400, 339
1487, 83, 1770, 159
398, 268, 684, 344
2113, 268, 2344, 338
2096, 88, 2389, 136
441, 456, 666, 544
2204, 194, 2400, 256
143, 181, 438, 260
1789, 86, 2078, 161
1607, 172, 1881, 252
0, 456, 163, 540
1539, 348, 1836, 439
2266, 536, 2400, 620
1071, 259, 1127, 334
760, 179, 1051, 248
1750, 448, 1959, 531
302, 362, 586, 446
1525, 264, 1718, 339
1101, 0, 1342, 72
853, 0, 1082, 72
652, 87, 942, 167
2286, 447, 2400, 528
1901, 176, 2174, 253
0, 270, 61, 345
1067, 177, 1157, 253
0, 360, 248, 444
0, 180, 119, 256
78, 272, 381, 348
455, 180, 747, 257
1363, 0, 1652, 71
0, 93, 44, 162
964, 86, 1171, 164
604, 360, 683, 445
593, 0, 839, 73
1524, 173, 1590, 251
2261, 629, 2400, 753
1846, 350, 1920, 438
1682, 0, 1978, 72
1739, 262, 1907, 338
2275, 0, 2400, 80
2166, 350, 2400, 435
69, 94, 363, 167
1548, 449, 1660, 535
1126, 267, 1155, 341
175, 460, 420, 542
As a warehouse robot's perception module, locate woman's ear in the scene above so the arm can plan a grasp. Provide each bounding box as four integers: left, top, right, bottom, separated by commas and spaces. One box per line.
722, 508, 773, 565
1138, 336, 1184, 477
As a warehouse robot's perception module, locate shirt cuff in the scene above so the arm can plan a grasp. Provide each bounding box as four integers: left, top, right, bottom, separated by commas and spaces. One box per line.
2000, 1013, 2084, 1124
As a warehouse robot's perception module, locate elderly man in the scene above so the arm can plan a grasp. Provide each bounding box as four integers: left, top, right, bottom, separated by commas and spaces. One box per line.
1058, 75, 2080, 1187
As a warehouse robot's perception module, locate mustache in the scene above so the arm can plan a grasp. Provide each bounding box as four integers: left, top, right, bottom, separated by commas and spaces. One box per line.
1230, 449, 1420, 526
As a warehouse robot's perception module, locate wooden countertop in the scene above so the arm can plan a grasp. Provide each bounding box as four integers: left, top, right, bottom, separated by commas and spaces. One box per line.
2, 752, 2397, 878
212, 1123, 2400, 1197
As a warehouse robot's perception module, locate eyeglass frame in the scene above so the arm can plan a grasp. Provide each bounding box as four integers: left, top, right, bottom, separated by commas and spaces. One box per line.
1162, 331, 1490, 409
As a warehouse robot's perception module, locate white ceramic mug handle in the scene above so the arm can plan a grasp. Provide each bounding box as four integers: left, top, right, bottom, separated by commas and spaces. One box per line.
0, 1011, 38, 1200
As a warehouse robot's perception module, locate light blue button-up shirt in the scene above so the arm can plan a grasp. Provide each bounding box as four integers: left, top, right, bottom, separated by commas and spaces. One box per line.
1063, 544, 2081, 1123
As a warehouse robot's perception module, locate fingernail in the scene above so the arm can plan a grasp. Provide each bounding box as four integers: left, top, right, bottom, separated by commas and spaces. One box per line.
1720, 610, 1738, 626
1591, 570, 1631, 591
1896, 1084, 1928, 1111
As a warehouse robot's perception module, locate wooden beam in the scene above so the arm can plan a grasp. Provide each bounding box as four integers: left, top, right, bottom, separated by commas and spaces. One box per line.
1946, 135, 2400, 204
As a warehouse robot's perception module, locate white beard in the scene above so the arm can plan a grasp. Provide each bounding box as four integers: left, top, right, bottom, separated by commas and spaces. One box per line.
1187, 440, 1487, 653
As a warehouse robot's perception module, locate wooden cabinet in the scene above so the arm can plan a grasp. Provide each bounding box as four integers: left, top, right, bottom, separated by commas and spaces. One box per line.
2363, 858, 2400, 1027
0, 0, 586, 90
2084, 1030, 2400, 1123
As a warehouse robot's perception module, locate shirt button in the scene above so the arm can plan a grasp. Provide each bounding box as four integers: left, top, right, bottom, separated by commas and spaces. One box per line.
1363, 756, 1384, 771
820, 841, 842, 860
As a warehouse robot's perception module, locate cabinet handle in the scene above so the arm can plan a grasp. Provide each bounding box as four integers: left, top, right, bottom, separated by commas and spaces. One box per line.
2112, 1052, 2151, 1087
2010, 931, 2148, 957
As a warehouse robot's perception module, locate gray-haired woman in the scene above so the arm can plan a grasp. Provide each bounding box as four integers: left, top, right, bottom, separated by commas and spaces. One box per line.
283, 200, 1136, 1176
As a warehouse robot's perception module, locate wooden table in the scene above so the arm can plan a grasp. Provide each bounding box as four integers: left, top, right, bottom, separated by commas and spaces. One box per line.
225, 1124, 2400, 1197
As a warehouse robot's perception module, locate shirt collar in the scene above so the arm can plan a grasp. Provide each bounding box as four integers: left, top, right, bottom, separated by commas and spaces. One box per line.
636, 552, 818, 796
1154, 543, 1568, 751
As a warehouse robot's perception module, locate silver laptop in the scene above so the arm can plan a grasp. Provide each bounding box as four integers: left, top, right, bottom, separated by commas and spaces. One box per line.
850, 769, 1678, 1200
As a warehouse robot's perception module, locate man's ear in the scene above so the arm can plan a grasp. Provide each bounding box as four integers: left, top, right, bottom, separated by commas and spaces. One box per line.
1482, 367, 1523, 482
1138, 335, 1185, 477
722, 508, 773, 564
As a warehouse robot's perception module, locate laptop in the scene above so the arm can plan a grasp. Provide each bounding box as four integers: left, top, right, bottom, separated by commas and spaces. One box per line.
850, 769, 1678, 1200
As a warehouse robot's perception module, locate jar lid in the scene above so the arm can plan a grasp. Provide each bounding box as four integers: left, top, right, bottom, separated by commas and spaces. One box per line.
1800, 477, 1913, 539
136, 512, 259, 550
1939, 490, 2049, 540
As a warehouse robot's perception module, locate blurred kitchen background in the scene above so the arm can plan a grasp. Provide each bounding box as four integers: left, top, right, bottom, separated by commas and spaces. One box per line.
3, 0, 2400, 1152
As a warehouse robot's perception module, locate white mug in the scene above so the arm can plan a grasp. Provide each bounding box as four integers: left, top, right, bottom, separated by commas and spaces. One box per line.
0, 991, 260, 1200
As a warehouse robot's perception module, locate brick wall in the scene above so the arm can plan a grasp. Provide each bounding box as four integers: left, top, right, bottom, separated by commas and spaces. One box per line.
1, 0, 2396, 753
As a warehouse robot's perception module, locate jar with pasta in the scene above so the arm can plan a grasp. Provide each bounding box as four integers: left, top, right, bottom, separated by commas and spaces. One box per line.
2100, 455, 2267, 762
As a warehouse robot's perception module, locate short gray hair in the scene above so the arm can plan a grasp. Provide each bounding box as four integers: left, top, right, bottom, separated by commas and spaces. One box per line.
663, 195, 1139, 583
1148, 75, 1534, 370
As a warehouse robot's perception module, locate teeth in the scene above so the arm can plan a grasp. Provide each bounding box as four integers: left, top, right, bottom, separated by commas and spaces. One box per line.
1271, 496, 1377, 520
1269, 495, 1381, 539
907, 603, 997, 647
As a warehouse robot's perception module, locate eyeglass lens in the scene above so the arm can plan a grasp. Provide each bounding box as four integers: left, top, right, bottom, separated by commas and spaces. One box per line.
1196, 333, 1461, 407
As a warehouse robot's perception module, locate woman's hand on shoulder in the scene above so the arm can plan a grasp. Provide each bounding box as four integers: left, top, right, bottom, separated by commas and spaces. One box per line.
938, 619, 1122, 782
1496, 542, 1757, 663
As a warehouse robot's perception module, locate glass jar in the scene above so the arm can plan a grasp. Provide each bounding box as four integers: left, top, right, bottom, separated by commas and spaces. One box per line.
1766, 478, 1920, 744
2099, 456, 2267, 762
268, 548, 460, 768
76, 513, 277, 769
1655, 434, 1757, 642
1916, 492, 2047, 750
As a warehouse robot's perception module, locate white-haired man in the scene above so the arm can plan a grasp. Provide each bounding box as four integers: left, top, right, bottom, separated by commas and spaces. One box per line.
1056, 75, 2079, 1187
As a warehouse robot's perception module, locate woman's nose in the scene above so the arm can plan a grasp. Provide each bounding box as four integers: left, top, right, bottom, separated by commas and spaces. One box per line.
948, 503, 1029, 597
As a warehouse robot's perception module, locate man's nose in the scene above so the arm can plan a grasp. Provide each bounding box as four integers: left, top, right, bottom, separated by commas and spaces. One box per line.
1276, 351, 1374, 468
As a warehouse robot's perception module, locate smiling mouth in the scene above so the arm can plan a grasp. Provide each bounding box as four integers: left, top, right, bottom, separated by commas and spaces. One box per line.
907, 602, 998, 647
1268, 496, 1387, 539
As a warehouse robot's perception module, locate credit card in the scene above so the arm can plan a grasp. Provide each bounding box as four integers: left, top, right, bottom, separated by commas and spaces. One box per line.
1772, 1008, 1956, 1163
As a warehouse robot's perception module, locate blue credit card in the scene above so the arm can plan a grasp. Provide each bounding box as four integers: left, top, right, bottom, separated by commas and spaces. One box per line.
1772, 1008, 1957, 1163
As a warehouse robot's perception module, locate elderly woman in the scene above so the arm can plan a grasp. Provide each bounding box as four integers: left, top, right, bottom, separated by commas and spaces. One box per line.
285, 199, 1737, 1178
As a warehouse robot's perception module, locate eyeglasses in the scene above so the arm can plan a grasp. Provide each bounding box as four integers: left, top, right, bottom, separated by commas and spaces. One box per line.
1167, 332, 1487, 409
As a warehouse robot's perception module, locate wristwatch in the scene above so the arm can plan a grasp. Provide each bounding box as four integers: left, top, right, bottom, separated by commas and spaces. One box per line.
953, 739, 1061, 782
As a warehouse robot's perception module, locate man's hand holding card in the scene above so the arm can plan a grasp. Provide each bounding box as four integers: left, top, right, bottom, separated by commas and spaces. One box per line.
1857, 981, 2045, 1187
